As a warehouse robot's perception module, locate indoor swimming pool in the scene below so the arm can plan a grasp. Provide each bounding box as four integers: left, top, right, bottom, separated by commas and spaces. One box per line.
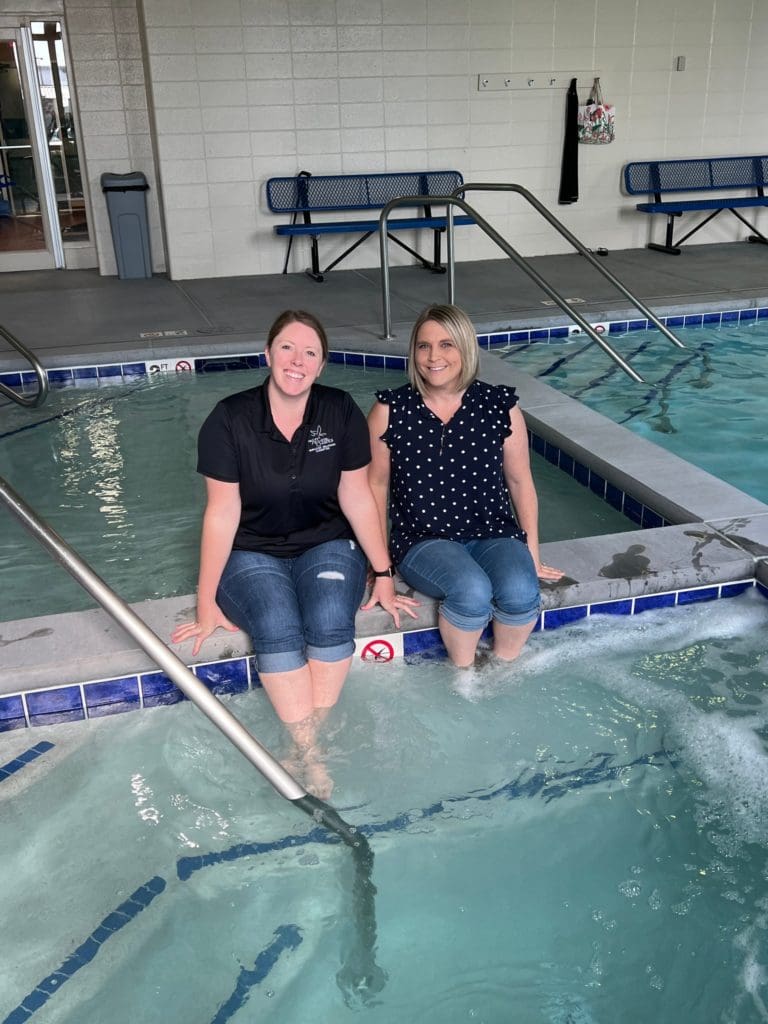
498, 320, 767, 503
0, 364, 632, 624
2, 593, 767, 1024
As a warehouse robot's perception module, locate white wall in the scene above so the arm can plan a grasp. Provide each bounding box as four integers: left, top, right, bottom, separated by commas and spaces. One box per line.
57, 0, 768, 279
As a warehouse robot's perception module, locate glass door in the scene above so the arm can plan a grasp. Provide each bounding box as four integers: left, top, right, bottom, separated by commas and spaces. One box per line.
0, 23, 88, 272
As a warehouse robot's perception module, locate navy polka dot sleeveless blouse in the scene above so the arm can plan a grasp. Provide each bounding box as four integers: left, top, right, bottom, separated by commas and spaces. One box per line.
376, 379, 526, 565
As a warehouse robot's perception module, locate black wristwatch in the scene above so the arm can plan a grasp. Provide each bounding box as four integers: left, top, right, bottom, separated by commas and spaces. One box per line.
371, 565, 395, 578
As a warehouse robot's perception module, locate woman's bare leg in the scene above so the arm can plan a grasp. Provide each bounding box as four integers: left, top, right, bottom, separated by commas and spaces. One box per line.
492, 619, 537, 661
438, 615, 484, 669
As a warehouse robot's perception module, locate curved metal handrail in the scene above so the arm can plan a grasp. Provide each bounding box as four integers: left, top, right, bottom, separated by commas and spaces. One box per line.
0, 324, 49, 407
378, 186, 685, 383
454, 182, 685, 351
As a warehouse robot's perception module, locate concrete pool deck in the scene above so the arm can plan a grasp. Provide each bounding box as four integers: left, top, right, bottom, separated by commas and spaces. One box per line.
1, 242, 768, 709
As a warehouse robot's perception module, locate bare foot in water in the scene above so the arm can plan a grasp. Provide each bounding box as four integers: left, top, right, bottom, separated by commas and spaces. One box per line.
304, 754, 334, 800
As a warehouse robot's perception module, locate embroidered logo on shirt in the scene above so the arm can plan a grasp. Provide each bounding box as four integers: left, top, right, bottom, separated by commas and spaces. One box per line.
307, 424, 336, 453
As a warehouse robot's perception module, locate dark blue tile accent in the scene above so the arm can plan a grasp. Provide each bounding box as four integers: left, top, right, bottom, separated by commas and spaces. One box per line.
590, 599, 633, 616
589, 471, 606, 498
758, 307, 768, 319
550, 326, 569, 339
0, 371, 23, 387
345, 352, 364, 366
721, 581, 752, 598
140, 670, 184, 707
0, 740, 54, 780
559, 452, 574, 476
627, 319, 647, 331
210, 925, 303, 1024
195, 659, 249, 695
531, 329, 549, 341
677, 586, 719, 605
0, 694, 26, 732
73, 365, 99, 379
641, 507, 664, 529
490, 331, 509, 344
531, 433, 546, 456
544, 441, 560, 466
757, 580, 768, 599
26, 686, 85, 726
48, 368, 73, 382
385, 355, 407, 370
328, 350, 345, 363
4, 876, 167, 1024
122, 362, 146, 376
97, 364, 122, 377
605, 482, 624, 511
403, 627, 444, 660
84, 677, 140, 718
198, 357, 250, 373
684, 313, 703, 326
721, 310, 738, 323
22, 371, 38, 384
243, 354, 261, 369
573, 460, 589, 487
543, 605, 588, 629
247, 656, 263, 688
508, 330, 530, 343
739, 308, 757, 322
702, 312, 721, 324
476, 334, 490, 347
608, 321, 627, 333
635, 592, 676, 612
623, 495, 643, 524
665, 316, 685, 327
365, 354, 385, 368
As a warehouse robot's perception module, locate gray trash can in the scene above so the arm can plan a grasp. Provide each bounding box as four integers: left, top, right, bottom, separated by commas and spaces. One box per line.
101, 171, 152, 279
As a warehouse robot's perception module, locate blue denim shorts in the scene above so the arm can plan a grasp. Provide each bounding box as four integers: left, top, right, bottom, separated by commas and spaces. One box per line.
216, 539, 367, 673
397, 536, 540, 632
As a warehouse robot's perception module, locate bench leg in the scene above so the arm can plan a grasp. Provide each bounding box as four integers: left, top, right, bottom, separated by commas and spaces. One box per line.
647, 214, 681, 255
728, 208, 768, 246
388, 232, 446, 273
305, 234, 324, 282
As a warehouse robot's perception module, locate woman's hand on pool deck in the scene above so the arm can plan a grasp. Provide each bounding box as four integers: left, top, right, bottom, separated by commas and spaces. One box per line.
361, 576, 420, 629
171, 603, 239, 656
535, 561, 565, 581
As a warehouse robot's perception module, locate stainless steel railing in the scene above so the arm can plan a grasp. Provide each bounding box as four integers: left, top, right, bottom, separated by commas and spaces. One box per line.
378, 184, 686, 384
0, 324, 49, 407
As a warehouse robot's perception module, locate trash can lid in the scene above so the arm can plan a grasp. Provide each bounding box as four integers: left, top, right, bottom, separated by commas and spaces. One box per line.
101, 171, 149, 191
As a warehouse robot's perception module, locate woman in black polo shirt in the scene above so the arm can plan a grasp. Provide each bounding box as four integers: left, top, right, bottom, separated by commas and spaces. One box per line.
173, 309, 416, 793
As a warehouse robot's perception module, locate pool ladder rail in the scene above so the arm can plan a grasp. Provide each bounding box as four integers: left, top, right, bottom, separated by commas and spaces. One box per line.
0, 323, 49, 407
378, 181, 686, 384
0, 473, 384, 1002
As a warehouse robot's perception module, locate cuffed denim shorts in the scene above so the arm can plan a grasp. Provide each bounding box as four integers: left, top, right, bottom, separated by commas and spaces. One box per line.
397, 536, 540, 632
217, 539, 367, 674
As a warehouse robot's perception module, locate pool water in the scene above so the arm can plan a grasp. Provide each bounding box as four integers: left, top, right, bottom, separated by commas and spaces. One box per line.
0, 367, 631, 624
498, 321, 768, 503
1, 592, 767, 1023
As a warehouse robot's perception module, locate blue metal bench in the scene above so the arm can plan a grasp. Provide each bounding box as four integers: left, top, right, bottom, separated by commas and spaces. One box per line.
266, 170, 474, 281
623, 156, 768, 254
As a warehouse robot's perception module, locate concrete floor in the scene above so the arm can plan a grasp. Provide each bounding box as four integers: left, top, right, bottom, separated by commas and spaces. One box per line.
1, 240, 768, 371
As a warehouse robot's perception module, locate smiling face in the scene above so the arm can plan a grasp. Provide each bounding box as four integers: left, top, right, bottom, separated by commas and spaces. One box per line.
413, 319, 465, 393
265, 321, 325, 400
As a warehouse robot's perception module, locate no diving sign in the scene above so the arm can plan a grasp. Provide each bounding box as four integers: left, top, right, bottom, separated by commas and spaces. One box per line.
360, 639, 395, 662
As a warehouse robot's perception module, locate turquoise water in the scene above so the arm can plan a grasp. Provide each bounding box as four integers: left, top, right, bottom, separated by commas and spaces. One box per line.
0, 367, 631, 624
498, 321, 768, 503
1, 593, 767, 1022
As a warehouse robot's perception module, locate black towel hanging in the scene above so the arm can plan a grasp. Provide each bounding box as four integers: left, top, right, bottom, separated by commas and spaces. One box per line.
558, 78, 579, 204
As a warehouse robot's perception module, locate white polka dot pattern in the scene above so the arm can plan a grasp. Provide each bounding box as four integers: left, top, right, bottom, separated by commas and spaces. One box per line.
376, 380, 526, 564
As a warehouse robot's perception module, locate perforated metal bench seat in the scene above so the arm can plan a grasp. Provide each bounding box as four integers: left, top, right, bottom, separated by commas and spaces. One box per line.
624, 156, 768, 254
266, 170, 474, 280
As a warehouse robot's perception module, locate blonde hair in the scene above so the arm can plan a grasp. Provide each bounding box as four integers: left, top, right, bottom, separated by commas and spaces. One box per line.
407, 304, 479, 395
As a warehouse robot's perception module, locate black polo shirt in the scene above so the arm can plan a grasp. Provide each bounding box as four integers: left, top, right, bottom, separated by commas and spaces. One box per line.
197, 380, 371, 557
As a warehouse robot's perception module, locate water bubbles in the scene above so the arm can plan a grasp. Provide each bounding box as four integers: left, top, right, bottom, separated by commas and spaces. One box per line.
618, 880, 642, 899
647, 889, 663, 911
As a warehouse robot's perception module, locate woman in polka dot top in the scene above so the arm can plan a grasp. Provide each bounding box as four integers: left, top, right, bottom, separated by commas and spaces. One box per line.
368, 304, 563, 669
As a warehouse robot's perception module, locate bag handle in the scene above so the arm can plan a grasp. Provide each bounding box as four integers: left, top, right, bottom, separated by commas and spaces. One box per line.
589, 77, 604, 105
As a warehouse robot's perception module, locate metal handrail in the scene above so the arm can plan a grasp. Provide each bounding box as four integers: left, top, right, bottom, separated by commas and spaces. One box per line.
378, 186, 685, 383
0, 471, 386, 998
0, 324, 49, 407
454, 181, 685, 350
